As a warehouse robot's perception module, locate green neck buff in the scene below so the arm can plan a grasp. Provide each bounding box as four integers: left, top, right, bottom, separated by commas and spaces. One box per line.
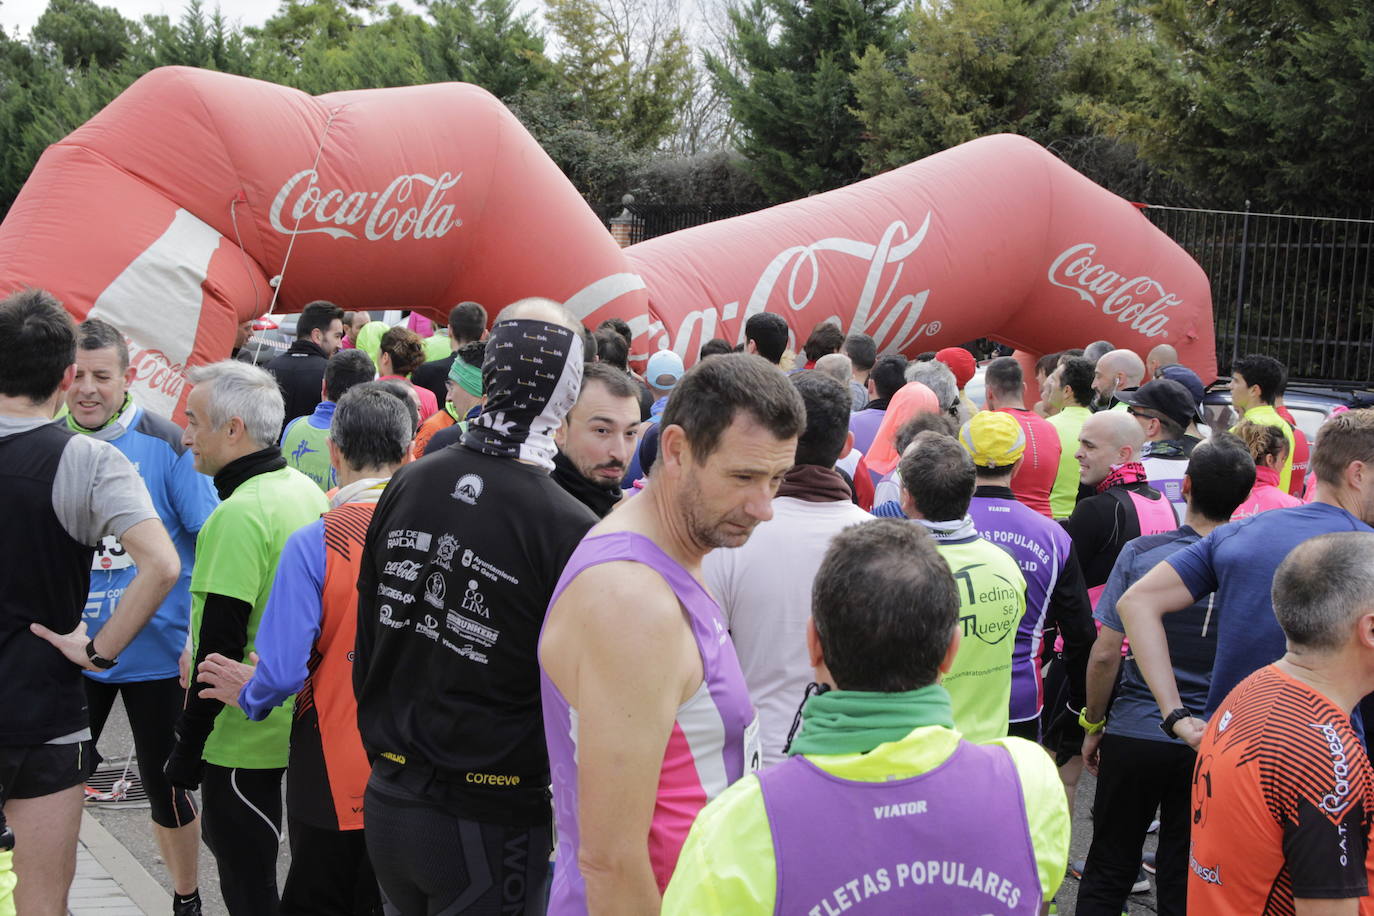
788, 684, 954, 757
67, 393, 133, 434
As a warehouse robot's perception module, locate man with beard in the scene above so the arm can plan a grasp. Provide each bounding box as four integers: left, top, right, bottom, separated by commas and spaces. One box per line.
354, 298, 596, 914
539, 354, 806, 915
1092, 349, 1146, 412
552, 363, 642, 518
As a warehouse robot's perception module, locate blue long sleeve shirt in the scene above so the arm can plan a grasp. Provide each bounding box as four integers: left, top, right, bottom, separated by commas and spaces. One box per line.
239, 520, 325, 720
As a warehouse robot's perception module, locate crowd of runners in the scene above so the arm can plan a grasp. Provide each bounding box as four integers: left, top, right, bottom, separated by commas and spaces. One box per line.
2, 286, 1374, 916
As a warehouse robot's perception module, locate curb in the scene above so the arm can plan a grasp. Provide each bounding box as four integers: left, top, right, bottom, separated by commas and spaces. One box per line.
79, 811, 171, 914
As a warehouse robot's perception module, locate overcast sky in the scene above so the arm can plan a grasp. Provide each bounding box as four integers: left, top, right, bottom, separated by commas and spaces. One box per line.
1, 0, 451, 39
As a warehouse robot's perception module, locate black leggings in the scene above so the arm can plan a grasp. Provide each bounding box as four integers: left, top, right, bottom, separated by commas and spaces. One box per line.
364, 768, 550, 915
281, 818, 382, 915
1078, 734, 1194, 916
85, 676, 199, 828
201, 764, 284, 916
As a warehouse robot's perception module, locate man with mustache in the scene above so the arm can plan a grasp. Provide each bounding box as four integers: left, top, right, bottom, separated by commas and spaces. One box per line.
552, 362, 643, 518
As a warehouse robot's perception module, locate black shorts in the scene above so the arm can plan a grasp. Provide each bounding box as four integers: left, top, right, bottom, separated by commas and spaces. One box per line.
1007, 717, 1041, 742
0, 739, 97, 803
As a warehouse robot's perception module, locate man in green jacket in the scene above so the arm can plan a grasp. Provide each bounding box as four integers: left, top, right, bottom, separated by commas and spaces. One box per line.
1228, 353, 1296, 492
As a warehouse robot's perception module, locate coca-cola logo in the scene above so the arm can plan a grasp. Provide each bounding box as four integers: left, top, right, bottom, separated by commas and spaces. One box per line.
1047, 243, 1182, 338
128, 346, 186, 400
614, 216, 943, 360
269, 169, 463, 242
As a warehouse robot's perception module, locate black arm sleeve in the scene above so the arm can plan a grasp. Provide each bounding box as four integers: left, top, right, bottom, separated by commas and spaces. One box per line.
1060, 497, 1117, 589
1049, 542, 1096, 713
175, 592, 252, 747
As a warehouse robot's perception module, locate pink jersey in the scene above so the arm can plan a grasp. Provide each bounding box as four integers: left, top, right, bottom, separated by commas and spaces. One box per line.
1232, 466, 1303, 519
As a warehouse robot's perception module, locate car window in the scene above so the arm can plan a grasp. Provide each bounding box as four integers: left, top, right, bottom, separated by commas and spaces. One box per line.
1287, 407, 1327, 441
1204, 402, 1238, 434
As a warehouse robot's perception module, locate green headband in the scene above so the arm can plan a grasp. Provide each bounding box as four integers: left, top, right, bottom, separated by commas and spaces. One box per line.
448, 357, 483, 397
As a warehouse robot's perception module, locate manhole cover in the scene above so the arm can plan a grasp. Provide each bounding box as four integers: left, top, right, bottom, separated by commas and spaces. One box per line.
84, 758, 150, 809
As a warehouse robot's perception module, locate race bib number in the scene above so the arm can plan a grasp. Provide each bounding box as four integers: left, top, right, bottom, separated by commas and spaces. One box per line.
92, 535, 135, 572
743, 715, 762, 773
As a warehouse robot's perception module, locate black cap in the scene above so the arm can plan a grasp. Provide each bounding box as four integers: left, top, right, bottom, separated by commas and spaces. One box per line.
1117, 378, 1198, 430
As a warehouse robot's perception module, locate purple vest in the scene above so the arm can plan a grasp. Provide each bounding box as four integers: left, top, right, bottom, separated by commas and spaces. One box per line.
849, 407, 885, 456
759, 741, 1041, 914
968, 495, 1072, 722
541, 532, 758, 914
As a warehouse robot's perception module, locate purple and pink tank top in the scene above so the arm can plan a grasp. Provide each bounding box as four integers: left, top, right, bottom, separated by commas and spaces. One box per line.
759, 741, 1042, 914
540, 531, 759, 915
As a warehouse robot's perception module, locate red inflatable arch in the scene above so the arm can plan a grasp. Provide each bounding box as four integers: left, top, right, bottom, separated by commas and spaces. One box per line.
0, 67, 645, 418
575, 134, 1217, 382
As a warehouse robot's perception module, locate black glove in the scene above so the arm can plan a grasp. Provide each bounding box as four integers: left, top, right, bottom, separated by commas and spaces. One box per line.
163, 734, 206, 791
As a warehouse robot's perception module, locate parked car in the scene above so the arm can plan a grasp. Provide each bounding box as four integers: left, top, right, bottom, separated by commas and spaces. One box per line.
1202, 382, 1374, 441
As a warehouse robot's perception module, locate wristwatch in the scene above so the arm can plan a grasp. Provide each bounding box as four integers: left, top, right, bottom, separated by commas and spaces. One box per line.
1078, 707, 1106, 734
1159, 707, 1191, 738
85, 639, 117, 670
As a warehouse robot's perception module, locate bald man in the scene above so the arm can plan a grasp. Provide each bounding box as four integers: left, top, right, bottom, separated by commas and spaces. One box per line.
1092, 349, 1146, 412
1145, 344, 1178, 380
1066, 412, 1178, 603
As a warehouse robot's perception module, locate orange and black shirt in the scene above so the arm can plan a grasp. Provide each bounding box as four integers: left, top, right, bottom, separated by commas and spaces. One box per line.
1190, 665, 1374, 915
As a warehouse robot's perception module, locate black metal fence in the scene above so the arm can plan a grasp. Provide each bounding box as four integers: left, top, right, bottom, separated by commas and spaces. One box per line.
1139, 206, 1374, 387
618, 203, 767, 244
611, 202, 1374, 387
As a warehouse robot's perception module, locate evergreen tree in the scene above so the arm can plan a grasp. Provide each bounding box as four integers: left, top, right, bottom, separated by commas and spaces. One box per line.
419, 0, 552, 100
849, 0, 1151, 175
708, 0, 900, 201
1100, 0, 1374, 209
31, 0, 136, 70
544, 0, 692, 151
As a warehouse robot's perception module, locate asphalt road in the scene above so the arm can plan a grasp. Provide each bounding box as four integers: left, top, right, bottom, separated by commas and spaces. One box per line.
89, 695, 1161, 914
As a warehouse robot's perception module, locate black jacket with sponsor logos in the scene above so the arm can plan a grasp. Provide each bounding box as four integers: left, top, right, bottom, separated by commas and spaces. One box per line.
354, 446, 596, 825
266, 339, 330, 432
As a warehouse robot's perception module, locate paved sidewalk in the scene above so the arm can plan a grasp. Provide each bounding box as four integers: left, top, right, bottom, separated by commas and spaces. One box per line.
70, 811, 169, 916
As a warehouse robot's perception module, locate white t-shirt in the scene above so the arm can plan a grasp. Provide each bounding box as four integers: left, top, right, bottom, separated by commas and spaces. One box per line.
703, 495, 872, 767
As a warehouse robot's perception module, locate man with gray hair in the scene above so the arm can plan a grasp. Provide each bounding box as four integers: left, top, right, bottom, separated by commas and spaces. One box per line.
1092, 348, 1146, 411
354, 298, 597, 913
165, 360, 328, 914
813, 351, 852, 389
1083, 339, 1115, 364
906, 357, 962, 424
196, 382, 413, 914
1187, 532, 1374, 915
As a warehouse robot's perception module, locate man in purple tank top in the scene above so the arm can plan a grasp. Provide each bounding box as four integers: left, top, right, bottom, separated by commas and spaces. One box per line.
540, 353, 807, 915
661, 518, 1070, 914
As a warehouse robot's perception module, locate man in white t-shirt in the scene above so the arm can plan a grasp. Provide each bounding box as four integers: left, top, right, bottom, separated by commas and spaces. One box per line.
705, 372, 871, 765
